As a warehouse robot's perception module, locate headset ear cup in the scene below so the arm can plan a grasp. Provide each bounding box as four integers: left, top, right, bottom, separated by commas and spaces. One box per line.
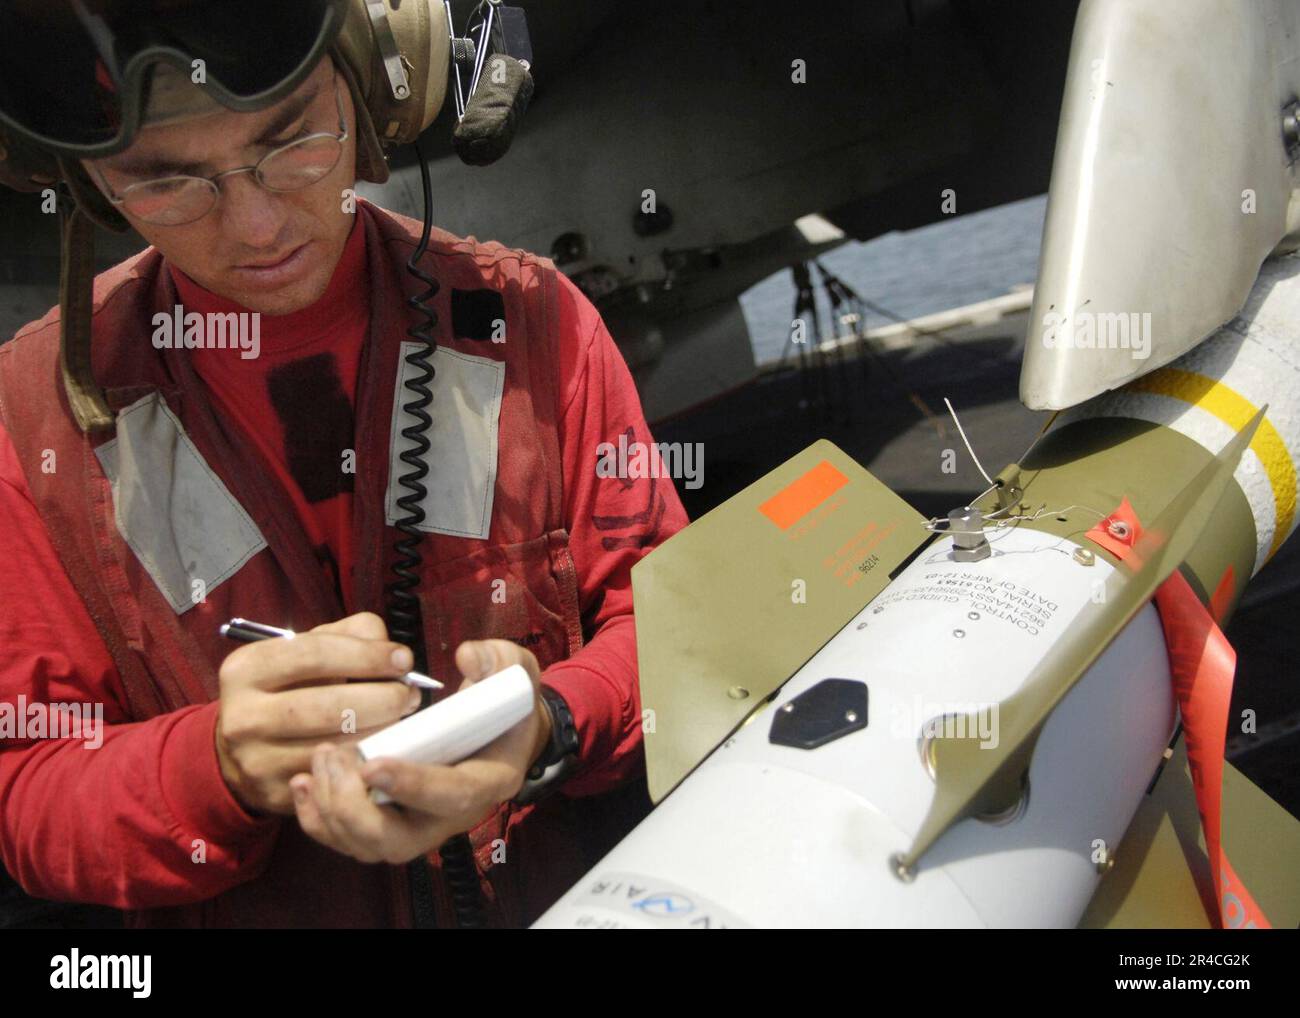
346, 0, 449, 149
405, 0, 451, 139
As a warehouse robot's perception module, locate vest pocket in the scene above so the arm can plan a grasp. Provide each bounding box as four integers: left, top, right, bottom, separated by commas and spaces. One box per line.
412, 534, 582, 928
414, 534, 572, 689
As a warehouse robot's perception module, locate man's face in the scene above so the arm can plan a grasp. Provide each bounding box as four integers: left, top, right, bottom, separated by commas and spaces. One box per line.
83, 57, 357, 315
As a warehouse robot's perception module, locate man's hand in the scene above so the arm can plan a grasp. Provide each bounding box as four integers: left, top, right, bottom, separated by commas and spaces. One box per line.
215, 612, 423, 815
287, 639, 553, 866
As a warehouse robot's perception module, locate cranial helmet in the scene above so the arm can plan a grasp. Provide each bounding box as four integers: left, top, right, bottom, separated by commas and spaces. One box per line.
0, 1, 457, 430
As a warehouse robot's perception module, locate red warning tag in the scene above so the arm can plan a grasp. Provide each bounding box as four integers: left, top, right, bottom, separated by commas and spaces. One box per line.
1087, 502, 1271, 929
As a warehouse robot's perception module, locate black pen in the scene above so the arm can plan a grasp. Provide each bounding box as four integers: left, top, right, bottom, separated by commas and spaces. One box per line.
219, 617, 444, 691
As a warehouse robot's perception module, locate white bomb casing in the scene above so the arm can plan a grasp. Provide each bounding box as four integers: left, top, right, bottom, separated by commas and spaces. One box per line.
534, 528, 1177, 928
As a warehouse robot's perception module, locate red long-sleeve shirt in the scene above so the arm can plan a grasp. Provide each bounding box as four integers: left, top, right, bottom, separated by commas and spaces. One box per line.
0, 213, 686, 909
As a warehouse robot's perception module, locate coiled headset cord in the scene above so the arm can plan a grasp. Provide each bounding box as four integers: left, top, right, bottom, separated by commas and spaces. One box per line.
385, 136, 488, 930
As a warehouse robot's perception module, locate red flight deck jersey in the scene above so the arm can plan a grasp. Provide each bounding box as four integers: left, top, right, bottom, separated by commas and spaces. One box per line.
0, 199, 688, 926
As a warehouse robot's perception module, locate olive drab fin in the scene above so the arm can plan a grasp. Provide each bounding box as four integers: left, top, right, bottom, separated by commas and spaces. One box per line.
900, 407, 1267, 872
1080, 735, 1300, 928
632, 440, 929, 803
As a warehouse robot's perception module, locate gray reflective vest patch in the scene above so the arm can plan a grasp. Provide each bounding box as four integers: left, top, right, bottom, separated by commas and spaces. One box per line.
384, 344, 505, 540
94, 392, 267, 615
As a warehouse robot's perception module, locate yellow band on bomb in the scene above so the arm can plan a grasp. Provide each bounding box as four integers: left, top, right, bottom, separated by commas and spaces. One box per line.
1130, 367, 1296, 560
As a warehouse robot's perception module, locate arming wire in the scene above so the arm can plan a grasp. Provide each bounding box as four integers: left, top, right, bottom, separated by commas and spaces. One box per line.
943, 397, 995, 489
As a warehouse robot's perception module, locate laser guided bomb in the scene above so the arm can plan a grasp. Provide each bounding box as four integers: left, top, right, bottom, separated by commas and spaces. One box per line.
534, 0, 1300, 929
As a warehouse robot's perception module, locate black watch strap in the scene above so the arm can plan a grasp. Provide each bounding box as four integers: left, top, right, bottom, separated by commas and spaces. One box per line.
514, 686, 579, 806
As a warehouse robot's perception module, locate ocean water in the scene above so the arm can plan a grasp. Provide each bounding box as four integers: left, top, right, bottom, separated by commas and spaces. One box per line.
741, 194, 1048, 364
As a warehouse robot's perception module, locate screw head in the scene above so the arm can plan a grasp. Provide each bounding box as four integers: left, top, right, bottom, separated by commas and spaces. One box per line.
890, 853, 917, 883
1284, 105, 1300, 149
1073, 547, 1095, 566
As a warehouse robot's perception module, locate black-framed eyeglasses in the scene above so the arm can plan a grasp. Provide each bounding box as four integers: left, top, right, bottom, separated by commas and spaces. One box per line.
89, 68, 349, 227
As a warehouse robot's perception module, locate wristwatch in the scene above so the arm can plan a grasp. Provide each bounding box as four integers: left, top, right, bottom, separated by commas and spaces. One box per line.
514, 686, 580, 805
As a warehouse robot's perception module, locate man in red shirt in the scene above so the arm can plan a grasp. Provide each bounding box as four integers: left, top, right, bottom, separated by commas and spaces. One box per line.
0, 2, 687, 926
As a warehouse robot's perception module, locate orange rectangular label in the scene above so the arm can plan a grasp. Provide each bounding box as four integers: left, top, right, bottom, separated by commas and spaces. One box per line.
760, 460, 849, 530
